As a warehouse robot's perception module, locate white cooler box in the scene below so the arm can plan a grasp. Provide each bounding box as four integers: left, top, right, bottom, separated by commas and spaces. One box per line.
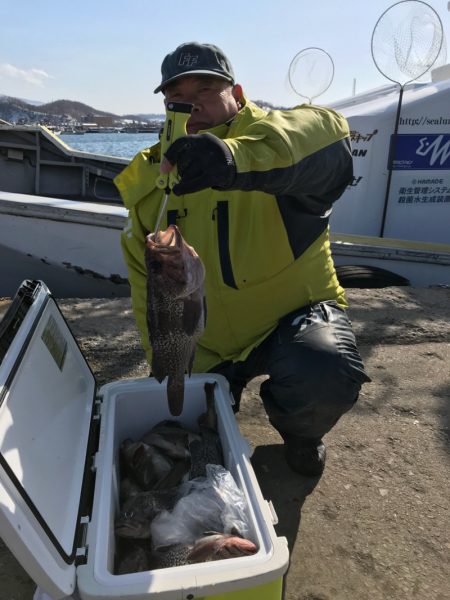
0, 280, 289, 600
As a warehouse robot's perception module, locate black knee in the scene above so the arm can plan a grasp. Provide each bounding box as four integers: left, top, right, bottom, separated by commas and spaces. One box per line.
260, 359, 362, 441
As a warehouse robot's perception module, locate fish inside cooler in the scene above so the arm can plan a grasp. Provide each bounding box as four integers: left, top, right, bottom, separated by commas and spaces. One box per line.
76, 374, 276, 597
111, 381, 258, 574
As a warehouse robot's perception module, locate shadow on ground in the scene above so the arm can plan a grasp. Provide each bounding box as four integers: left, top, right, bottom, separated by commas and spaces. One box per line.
250, 444, 320, 549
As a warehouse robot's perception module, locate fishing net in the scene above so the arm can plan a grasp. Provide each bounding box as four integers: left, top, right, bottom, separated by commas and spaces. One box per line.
288, 47, 335, 103
370, 1, 444, 237
371, 0, 444, 85
418, 34, 447, 80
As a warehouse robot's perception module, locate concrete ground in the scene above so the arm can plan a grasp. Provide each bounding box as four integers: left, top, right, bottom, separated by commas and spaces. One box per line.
0, 286, 449, 600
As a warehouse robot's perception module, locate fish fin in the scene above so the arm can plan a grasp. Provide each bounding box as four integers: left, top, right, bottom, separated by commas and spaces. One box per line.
187, 347, 196, 377
150, 355, 166, 383
153, 457, 191, 490
131, 443, 146, 468
187, 534, 223, 563
167, 375, 184, 416
202, 382, 218, 430
182, 297, 203, 336
148, 309, 172, 338
203, 296, 207, 327
146, 304, 158, 343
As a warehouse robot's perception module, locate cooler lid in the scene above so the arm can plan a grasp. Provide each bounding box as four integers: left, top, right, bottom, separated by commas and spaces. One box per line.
0, 280, 97, 598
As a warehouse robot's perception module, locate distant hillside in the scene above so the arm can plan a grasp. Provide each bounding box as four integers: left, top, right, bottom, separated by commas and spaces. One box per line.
0, 95, 164, 124
34, 99, 118, 119
0, 94, 44, 106
0, 96, 44, 123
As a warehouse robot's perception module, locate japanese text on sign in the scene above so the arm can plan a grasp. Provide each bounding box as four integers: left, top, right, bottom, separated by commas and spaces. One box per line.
349, 130, 378, 143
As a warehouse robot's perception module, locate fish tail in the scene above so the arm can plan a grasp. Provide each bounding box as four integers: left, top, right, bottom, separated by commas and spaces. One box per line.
167, 375, 185, 416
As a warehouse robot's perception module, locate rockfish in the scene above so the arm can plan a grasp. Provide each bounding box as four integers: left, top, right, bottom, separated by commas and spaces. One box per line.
115, 538, 152, 574
145, 225, 206, 416
150, 532, 258, 569
115, 487, 180, 539
120, 438, 190, 491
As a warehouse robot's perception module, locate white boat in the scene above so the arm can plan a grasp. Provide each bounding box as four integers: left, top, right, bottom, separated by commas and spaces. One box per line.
61, 128, 84, 135
0, 187, 448, 300
330, 233, 450, 288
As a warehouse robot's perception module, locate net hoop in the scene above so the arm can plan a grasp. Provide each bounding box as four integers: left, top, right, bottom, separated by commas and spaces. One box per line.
288, 47, 335, 102
370, 0, 444, 86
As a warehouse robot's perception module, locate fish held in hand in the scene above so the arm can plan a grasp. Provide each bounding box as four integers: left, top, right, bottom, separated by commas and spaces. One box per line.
145, 225, 206, 416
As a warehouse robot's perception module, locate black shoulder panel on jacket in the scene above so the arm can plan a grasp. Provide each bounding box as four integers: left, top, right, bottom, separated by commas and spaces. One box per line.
275, 196, 329, 259
233, 137, 353, 214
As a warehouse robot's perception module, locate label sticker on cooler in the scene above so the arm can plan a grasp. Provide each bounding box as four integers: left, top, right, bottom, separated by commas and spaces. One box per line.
41, 315, 67, 370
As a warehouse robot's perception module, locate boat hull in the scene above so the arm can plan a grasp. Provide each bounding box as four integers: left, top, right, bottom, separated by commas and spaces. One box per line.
0, 192, 129, 298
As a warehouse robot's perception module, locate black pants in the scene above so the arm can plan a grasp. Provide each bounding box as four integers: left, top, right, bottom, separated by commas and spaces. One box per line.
210, 301, 371, 443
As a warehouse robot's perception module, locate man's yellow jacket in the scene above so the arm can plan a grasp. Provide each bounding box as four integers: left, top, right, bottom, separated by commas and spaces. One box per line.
114, 100, 352, 373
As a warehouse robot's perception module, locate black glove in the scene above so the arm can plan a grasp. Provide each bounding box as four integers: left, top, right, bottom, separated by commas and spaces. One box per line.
164, 132, 236, 196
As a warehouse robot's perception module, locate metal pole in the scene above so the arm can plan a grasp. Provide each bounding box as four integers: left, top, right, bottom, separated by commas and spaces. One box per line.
35, 132, 41, 195
379, 85, 404, 237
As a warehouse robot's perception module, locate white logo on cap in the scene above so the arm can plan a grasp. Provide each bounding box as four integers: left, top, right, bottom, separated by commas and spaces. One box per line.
178, 53, 199, 67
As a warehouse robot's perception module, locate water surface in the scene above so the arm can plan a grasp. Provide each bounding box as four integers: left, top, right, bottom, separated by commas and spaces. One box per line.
59, 132, 159, 159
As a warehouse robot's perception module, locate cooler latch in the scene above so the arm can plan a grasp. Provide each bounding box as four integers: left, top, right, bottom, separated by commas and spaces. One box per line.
93, 393, 103, 422
266, 500, 279, 525
90, 394, 103, 472
75, 516, 90, 565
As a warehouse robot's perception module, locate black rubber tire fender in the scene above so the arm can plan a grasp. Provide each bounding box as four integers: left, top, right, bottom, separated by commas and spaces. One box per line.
335, 265, 410, 288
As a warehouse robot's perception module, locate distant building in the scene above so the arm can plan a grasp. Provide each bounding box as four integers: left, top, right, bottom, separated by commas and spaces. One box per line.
83, 114, 114, 127
81, 122, 99, 130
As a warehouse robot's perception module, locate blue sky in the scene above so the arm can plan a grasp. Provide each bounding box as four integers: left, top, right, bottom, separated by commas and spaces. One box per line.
1, 0, 449, 114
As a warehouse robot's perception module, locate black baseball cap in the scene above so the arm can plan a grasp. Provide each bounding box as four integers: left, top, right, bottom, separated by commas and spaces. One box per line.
154, 42, 235, 93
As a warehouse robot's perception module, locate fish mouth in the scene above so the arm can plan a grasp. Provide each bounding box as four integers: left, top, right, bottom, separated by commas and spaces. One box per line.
147, 225, 181, 251
146, 225, 200, 261
115, 514, 152, 539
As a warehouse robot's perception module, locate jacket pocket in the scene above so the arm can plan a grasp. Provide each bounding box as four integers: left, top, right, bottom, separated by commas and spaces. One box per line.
216, 200, 238, 289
